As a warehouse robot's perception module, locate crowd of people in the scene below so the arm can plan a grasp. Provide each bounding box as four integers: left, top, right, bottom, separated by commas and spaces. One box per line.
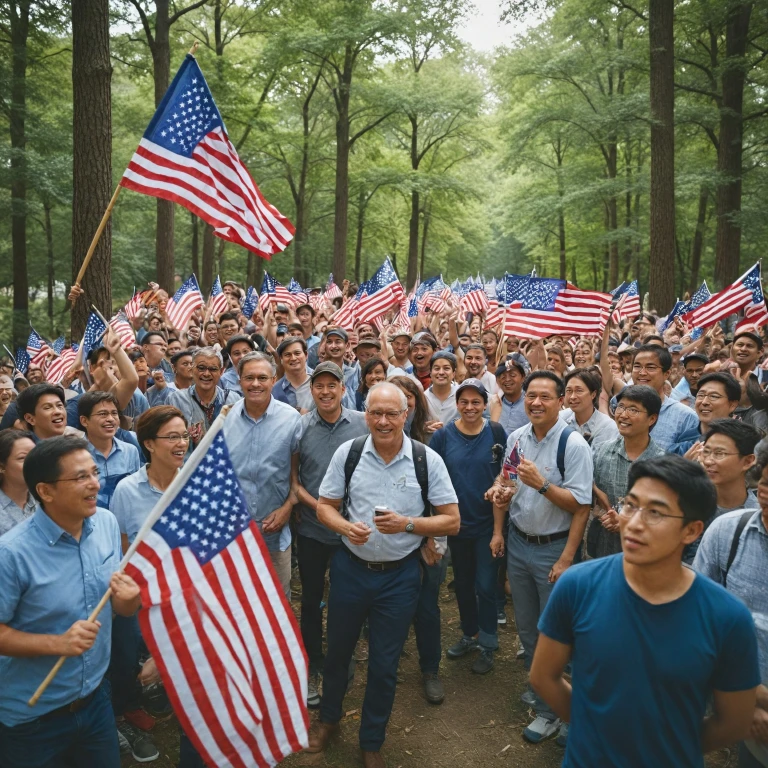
0, 278, 766, 768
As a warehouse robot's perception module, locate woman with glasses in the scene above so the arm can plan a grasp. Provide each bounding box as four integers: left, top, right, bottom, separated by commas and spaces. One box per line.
0, 428, 36, 536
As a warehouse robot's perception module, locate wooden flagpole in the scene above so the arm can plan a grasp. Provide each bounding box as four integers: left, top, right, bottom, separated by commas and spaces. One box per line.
28, 404, 234, 707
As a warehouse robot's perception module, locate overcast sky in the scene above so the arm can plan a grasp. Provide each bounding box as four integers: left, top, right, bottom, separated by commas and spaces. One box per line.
458, 0, 531, 52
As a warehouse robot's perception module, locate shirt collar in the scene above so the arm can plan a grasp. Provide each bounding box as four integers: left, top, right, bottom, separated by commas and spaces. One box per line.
311, 407, 352, 428
238, 395, 278, 424
362, 433, 412, 463
33, 505, 95, 547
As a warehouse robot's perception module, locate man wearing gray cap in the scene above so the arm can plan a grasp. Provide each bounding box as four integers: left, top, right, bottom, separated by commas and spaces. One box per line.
489, 353, 531, 433
292, 362, 368, 709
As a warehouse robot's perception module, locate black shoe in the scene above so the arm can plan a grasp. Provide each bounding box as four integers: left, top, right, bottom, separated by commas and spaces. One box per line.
497, 608, 507, 625
472, 649, 494, 675
142, 682, 173, 718
422, 673, 444, 704
117, 722, 159, 763
446, 636, 479, 659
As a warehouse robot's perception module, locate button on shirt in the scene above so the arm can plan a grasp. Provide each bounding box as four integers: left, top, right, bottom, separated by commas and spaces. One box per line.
498, 394, 528, 434
560, 407, 619, 448
505, 419, 593, 536
111, 465, 166, 544
319, 435, 458, 562
296, 408, 369, 545
272, 374, 314, 411
86, 437, 141, 510
651, 397, 700, 451
223, 397, 302, 552
0, 487, 37, 537
425, 383, 458, 425
0, 507, 121, 726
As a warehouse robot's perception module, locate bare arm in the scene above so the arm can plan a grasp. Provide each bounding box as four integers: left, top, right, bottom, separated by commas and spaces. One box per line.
530, 633, 573, 722
0, 620, 101, 658
702, 688, 757, 753
103, 329, 139, 410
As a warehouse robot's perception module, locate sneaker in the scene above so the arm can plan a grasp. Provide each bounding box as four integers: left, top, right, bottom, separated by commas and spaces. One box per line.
520, 686, 537, 707
556, 721, 569, 748
446, 636, 479, 659
471, 649, 494, 675
523, 716, 561, 744
307, 672, 321, 709
516, 646, 526, 660
497, 609, 507, 625
117, 721, 160, 762
422, 673, 445, 705
123, 708, 156, 731
141, 682, 173, 718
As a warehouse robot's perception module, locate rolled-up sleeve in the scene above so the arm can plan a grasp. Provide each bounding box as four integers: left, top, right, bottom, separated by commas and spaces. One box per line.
424, 448, 459, 507
0, 546, 21, 625
562, 436, 594, 505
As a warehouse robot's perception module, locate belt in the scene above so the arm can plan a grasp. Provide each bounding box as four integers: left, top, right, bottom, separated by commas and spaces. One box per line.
39, 688, 98, 721
346, 548, 419, 572
512, 523, 570, 546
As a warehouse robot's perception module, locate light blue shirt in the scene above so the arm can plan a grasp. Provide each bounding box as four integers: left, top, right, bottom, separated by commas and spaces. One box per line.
86, 437, 141, 510
319, 434, 458, 562
112, 465, 166, 544
272, 375, 314, 411
559, 407, 619, 448
506, 418, 594, 536
168, 385, 241, 448
123, 390, 150, 426
222, 397, 302, 552
344, 362, 360, 393
498, 394, 528, 434
651, 397, 699, 452
0, 487, 37, 538
0, 507, 121, 725
669, 376, 692, 405
146, 381, 178, 406
219, 366, 242, 395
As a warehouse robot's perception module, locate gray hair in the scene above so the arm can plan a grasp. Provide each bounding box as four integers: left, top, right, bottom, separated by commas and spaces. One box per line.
367, 381, 407, 410
192, 346, 223, 367
238, 350, 277, 377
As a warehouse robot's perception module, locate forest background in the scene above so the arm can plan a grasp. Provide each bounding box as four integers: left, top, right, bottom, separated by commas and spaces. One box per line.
1, 0, 767, 343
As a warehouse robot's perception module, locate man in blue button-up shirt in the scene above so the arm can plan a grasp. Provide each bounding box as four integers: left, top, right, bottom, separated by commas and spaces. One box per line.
0, 436, 140, 768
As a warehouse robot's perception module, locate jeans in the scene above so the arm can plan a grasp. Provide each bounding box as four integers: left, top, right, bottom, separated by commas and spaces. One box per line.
108, 613, 143, 716
270, 547, 292, 600
414, 557, 447, 674
179, 728, 208, 768
506, 528, 568, 721
0, 681, 119, 768
448, 533, 499, 650
321, 549, 421, 751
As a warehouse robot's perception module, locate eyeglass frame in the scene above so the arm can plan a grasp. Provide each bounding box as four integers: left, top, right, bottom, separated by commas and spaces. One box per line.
616, 497, 688, 526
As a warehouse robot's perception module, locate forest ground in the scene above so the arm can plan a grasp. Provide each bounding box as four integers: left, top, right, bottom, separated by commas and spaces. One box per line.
122, 566, 737, 768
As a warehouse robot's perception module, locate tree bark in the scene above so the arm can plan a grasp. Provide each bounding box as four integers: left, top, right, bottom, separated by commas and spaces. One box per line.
9, 1, 29, 346
407, 114, 420, 289
689, 185, 709, 292
331, 46, 354, 280
648, 0, 676, 314
191, 212, 199, 277
201, 223, 215, 296
71, 0, 112, 338
420, 202, 430, 278
354, 190, 365, 284
714, 3, 752, 288
44, 203, 54, 334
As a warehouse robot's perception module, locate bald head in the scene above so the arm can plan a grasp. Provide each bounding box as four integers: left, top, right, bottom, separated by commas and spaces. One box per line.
367, 381, 406, 411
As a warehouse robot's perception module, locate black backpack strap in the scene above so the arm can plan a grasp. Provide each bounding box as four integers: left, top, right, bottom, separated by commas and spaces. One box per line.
489, 420, 507, 448
724, 510, 753, 587
342, 435, 368, 520
411, 439, 431, 517
557, 426, 576, 480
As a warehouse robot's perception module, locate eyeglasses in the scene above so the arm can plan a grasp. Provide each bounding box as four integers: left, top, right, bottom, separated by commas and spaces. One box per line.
92, 410, 119, 419
632, 363, 661, 373
695, 391, 725, 402
699, 449, 739, 461
614, 404, 647, 417
242, 374, 272, 384
195, 366, 220, 374
366, 409, 406, 421
53, 469, 101, 485
616, 498, 687, 526
154, 433, 191, 443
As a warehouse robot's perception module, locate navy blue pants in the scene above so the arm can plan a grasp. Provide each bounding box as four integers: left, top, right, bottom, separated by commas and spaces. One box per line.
108, 613, 143, 716
320, 549, 421, 751
413, 558, 446, 674
0, 682, 119, 768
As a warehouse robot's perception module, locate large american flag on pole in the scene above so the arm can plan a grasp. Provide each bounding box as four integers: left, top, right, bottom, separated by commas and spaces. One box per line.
166, 275, 205, 330
120, 54, 294, 258
124, 421, 308, 768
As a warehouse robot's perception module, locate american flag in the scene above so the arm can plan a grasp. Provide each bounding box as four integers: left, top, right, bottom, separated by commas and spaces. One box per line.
125, 288, 143, 321
26, 329, 51, 366
208, 276, 230, 317
110, 312, 137, 349
504, 279, 612, 339
124, 424, 308, 768
330, 291, 361, 330
52, 336, 66, 355
166, 275, 205, 330
484, 303, 504, 328
120, 54, 294, 258
324, 274, 342, 301
657, 299, 687, 334
610, 280, 640, 322
356, 259, 404, 324
14, 348, 30, 375
682, 264, 764, 328
459, 284, 490, 316
45, 345, 79, 385
81, 311, 108, 364
288, 279, 308, 306
241, 286, 259, 319
308, 293, 326, 312
423, 293, 446, 313
407, 296, 419, 318
393, 297, 411, 330
258, 273, 295, 312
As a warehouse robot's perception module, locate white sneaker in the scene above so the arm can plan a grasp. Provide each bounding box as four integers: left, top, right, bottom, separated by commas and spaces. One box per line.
523, 715, 561, 743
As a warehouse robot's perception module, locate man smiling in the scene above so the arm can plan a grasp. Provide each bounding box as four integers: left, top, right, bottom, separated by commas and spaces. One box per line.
17, 383, 69, 441
273, 337, 313, 412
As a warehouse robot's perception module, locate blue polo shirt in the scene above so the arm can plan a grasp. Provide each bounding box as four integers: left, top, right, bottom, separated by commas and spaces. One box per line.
0, 506, 122, 725
86, 437, 141, 510
112, 465, 167, 544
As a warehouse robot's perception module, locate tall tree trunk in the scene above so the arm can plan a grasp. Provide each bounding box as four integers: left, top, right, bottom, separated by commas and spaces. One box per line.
714, 3, 752, 288
420, 202, 430, 278
246, 253, 257, 289
71, 0, 112, 338
191, 212, 199, 277
407, 116, 420, 289
216, 240, 226, 280
354, 191, 365, 284
44, 203, 54, 334
689, 185, 709, 292
622, 140, 633, 281
331, 47, 353, 280
201, 223, 214, 296
607, 141, 619, 288
648, 0, 677, 314
9, 1, 29, 346
556, 143, 566, 281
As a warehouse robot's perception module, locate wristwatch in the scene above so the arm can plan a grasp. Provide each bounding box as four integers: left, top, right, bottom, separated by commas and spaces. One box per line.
538, 481, 551, 495
404, 518, 415, 533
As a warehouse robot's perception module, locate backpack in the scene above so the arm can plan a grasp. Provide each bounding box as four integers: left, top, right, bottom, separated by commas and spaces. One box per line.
554, 426, 576, 480
342, 435, 429, 520
723, 510, 753, 587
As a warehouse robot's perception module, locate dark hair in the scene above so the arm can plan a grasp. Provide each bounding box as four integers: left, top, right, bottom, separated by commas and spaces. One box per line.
523, 370, 564, 397
563, 368, 601, 408
218, 312, 239, 325
87, 346, 110, 366
78, 391, 120, 419
225, 334, 255, 356
276, 336, 307, 357
626, 456, 717, 523
359, 358, 387, 395
616, 384, 662, 419
464, 344, 487, 358
696, 372, 741, 403
170, 349, 194, 366
23, 435, 91, 503
287, 322, 304, 334
704, 418, 761, 456
390, 375, 429, 444
204, 320, 219, 331
430, 351, 457, 371
0, 428, 35, 470
481, 329, 499, 341
142, 331, 166, 347
128, 349, 146, 363
634, 344, 672, 372
642, 335, 665, 345
17, 383, 65, 419
135, 405, 187, 463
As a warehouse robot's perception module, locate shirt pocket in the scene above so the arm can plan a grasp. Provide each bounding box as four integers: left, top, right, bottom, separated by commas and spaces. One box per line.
396, 481, 426, 516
